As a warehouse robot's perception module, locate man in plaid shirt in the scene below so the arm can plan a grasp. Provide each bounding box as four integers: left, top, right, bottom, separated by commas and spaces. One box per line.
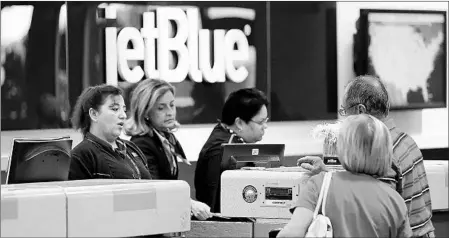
298, 75, 435, 238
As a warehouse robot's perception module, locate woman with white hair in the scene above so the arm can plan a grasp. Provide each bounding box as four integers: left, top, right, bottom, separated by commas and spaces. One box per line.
277, 114, 412, 238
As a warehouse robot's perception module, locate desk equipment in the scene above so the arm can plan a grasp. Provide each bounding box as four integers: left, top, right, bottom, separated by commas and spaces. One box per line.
424, 160, 448, 211
56, 179, 191, 237
221, 166, 309, 219
1, 179, 191, 237
220, 144, 308, 219
6, 137, 72, 184
1, 184, 67, 237
221, 144, 285, 169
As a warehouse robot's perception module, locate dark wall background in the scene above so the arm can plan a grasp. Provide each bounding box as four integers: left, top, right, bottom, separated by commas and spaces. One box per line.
270, 2, 337, 121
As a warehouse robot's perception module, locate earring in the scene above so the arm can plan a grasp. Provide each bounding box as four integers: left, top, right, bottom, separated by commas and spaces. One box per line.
238, 128, 242, 132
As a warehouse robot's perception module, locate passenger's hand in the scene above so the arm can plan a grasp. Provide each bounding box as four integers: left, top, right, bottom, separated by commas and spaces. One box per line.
191, 199, 213, 220
297, 156, 328, 175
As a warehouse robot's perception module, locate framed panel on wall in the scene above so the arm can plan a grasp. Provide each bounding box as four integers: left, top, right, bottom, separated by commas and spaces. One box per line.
355, 9, 447, 110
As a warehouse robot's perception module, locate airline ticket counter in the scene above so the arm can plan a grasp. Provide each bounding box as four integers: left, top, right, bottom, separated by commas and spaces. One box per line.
187, 160, 449, 238
1, 179, 191, 237
2, 160, 447, 237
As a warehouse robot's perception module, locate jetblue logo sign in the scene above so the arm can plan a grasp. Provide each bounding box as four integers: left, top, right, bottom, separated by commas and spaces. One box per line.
104, 6, 250, 85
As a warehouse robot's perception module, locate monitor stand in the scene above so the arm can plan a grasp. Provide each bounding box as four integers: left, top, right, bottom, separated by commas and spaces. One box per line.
232, 155, 281, 169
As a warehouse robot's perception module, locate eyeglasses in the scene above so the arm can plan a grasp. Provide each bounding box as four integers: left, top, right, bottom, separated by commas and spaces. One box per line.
250, 117, 269, 125
338, 104, 361, 116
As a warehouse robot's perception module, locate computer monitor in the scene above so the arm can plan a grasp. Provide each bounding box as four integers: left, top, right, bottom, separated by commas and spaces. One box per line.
221, 144, 285, 170
6, 137, 72, 184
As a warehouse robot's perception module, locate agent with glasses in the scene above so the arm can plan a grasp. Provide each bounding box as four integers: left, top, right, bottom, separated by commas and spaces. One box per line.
194, 87, 269, 213
297, 75, 434, 238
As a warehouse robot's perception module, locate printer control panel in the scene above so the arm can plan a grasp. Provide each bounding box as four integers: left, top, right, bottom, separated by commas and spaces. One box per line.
263, 186, 295, 206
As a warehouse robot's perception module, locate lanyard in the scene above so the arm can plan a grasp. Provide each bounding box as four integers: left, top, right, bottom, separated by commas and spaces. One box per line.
121, 149, 141, 180
153, 129, 179, 175
87, 138, 141, 180
228, 134, 236, 144
219, 123, 245, 144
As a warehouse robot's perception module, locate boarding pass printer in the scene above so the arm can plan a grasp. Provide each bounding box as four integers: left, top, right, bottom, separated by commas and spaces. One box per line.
219, 143, 310, 219
221, 167, 310, 219
221, 157, 449, 220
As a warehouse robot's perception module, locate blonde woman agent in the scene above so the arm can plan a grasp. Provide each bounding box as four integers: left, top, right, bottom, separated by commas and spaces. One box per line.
124, 79, 212, 220
277, 114, 412, 238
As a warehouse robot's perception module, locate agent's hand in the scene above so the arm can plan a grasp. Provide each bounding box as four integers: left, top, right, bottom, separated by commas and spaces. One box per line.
297, 156, 328, 175
191, 199, 213, 220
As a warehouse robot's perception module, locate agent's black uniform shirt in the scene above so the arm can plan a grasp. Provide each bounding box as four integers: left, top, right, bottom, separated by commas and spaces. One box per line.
194, 123, 244, 212
69, 132, 152, 180
131, 131, 187, 180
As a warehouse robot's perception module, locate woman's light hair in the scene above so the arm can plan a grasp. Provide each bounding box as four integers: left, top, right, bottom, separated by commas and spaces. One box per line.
124, 79, 176, 136
337, 114, 393, 177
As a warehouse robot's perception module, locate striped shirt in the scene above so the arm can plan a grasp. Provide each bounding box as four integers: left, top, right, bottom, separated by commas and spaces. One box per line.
380, 118, 434, 237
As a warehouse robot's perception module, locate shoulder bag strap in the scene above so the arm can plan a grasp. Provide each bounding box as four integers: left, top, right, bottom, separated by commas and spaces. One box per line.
313, 172, 332, 219
321, 171, 333, 216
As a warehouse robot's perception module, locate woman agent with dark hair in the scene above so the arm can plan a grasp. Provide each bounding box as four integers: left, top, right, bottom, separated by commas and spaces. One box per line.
194, 88, 269, 213
69, 84, 151, 180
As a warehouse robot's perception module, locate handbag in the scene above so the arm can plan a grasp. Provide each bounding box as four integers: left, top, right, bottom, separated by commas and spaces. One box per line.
305, 171, 334, 238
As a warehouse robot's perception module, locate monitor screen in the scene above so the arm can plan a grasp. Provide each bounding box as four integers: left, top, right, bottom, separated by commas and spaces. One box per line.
221, 144, 285, 169
355, 9, 447, 110
6, 136, 72, 184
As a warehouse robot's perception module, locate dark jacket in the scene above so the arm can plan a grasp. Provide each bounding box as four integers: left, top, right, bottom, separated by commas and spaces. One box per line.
194, 123, 244, 213
131, 131, 187, 180
69, 132, 152, 180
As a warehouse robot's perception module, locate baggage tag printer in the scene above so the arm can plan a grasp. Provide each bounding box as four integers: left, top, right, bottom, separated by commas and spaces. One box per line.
220, 144, 309, 219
